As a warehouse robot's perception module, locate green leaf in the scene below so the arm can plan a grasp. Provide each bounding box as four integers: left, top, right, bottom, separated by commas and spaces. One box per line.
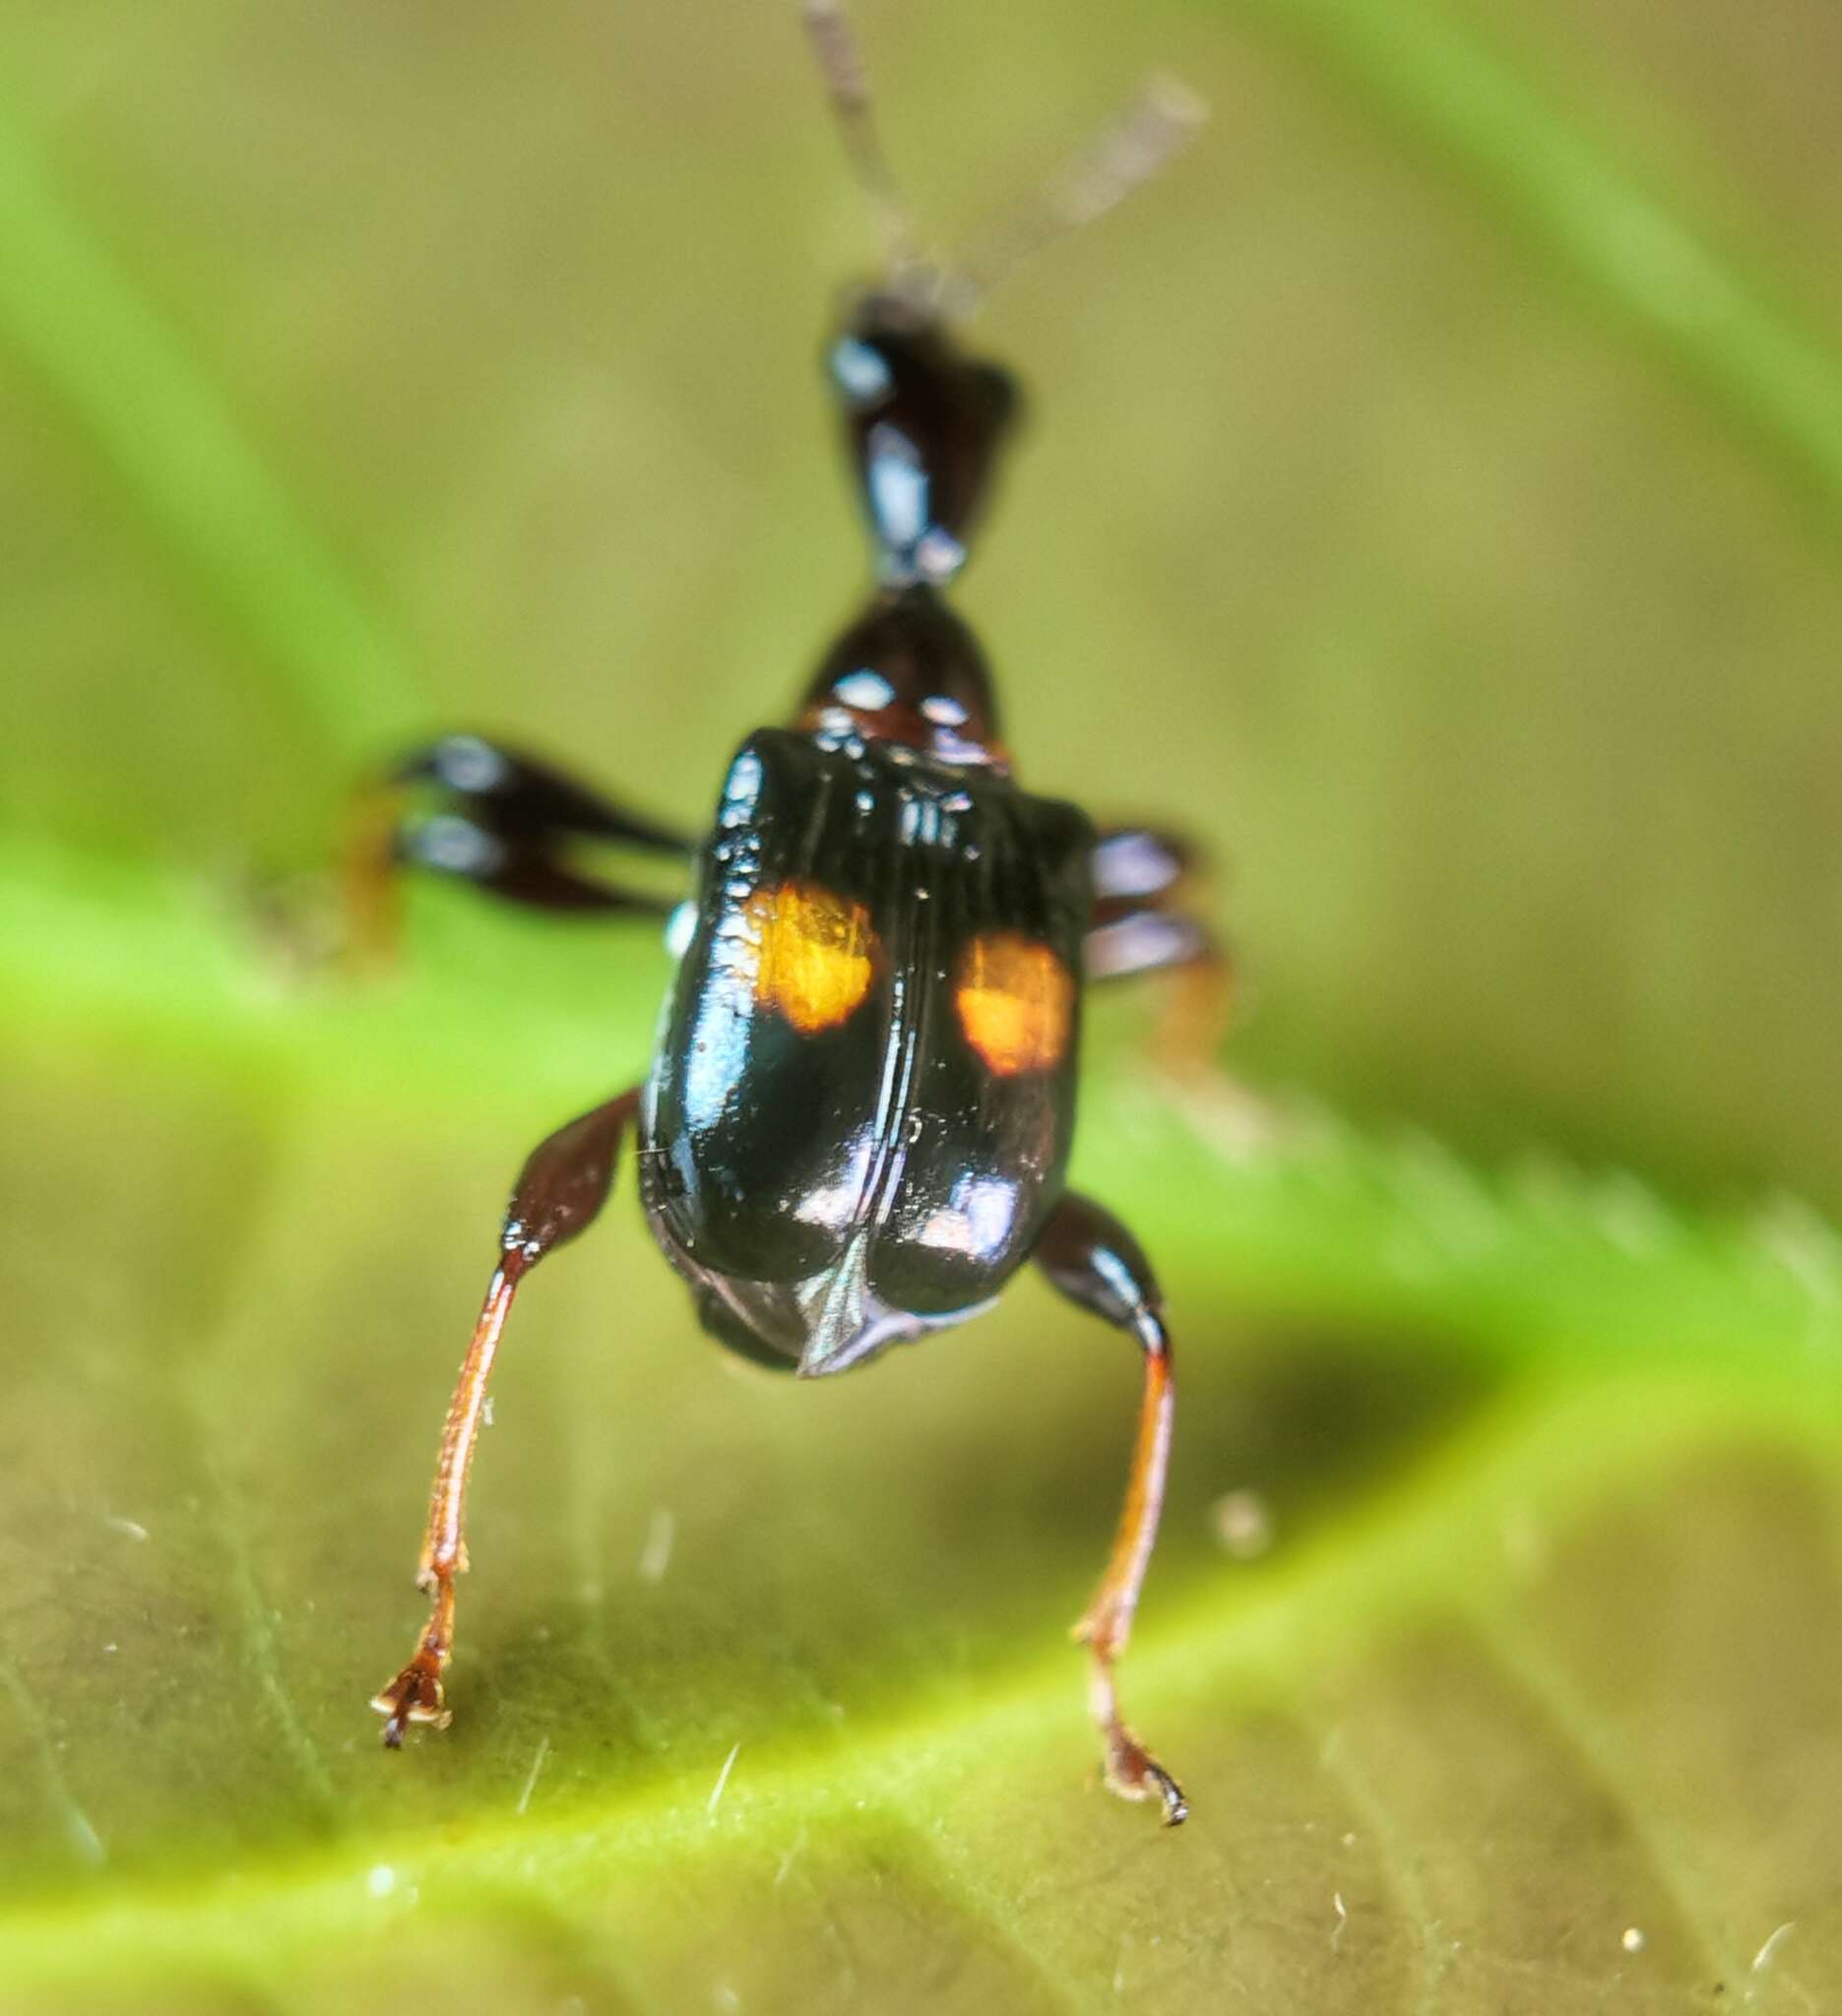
3, 0, 1842, 2007
2, 859, 1840, 2010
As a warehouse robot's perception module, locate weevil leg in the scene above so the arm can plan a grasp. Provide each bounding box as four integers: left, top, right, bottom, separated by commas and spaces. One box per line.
371, 1087, 641, 1746
1090, 825, 1202, 908
1033, 1190, 1187, 1825
1086, 824, 1233, 1076
342, 733, 690, 963
1085, 907, 1234, 1079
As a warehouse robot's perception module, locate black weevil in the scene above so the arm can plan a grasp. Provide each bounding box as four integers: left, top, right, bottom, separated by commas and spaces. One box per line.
360, 1, 1218, 1825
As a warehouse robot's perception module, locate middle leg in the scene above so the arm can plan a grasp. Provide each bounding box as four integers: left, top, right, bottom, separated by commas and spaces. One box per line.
1087, 824, 1232, 1077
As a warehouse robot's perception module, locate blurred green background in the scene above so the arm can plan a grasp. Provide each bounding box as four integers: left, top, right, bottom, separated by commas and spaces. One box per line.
5, 2, 1842, 2011
7, 0, 1841, 1203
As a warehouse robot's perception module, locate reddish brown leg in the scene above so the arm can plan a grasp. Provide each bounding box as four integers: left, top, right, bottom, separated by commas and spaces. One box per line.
1034, 1191, 1187, 1824
1090, 826, 1200, 908
1090, 917, 1234, 1080
372, 1088, 640, 1746
1088, 823, 1233, 1078
338, 777, 409, 970
1155, 943, 1234, 1080
340, 733, 689, 970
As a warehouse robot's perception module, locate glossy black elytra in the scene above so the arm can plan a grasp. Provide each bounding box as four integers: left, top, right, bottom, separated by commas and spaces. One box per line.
358, 2, 1219, 1825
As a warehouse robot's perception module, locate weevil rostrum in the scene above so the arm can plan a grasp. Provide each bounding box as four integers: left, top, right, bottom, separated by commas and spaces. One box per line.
359, 2, 1221, 1825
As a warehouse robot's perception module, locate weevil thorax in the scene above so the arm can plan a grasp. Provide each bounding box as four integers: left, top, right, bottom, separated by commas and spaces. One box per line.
796, 582, 1005, 771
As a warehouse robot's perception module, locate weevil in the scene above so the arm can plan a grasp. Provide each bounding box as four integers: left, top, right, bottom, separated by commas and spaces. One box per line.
360, 2, 1221, 1825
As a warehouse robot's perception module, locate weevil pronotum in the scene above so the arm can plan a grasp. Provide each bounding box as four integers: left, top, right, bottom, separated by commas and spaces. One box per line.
358, 1, 1221, 1825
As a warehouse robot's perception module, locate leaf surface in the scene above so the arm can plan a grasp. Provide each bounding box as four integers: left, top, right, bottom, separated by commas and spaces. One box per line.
2, 0, 1841, 2006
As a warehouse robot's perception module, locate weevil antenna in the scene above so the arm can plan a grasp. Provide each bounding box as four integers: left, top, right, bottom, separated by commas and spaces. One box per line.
801, 0, 927, 283
942, 74, 1207, 318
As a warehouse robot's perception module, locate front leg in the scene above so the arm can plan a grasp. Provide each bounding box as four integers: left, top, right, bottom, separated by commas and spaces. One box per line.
342, 733, 691, 962
1034, 1189, 1186, 1825
372, 1088, 640, 1745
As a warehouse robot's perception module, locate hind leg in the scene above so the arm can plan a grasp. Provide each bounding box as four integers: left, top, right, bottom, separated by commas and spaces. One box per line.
372, 1088, 640, 1743
1034, 1189, 1186, 1824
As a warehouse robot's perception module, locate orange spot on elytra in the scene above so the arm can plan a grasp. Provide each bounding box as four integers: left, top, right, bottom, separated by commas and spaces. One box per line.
743, 880, 876, 1033
955, 933, 1074, 1076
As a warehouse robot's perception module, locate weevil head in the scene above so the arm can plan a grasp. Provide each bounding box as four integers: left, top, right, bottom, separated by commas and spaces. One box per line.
824, 288, 1022, 588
